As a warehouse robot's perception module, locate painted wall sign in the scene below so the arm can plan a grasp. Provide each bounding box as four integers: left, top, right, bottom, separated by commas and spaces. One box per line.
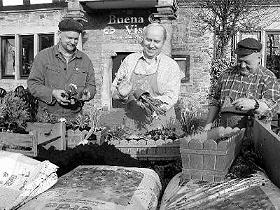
103, 26, 116, 35
104, 13, 150, 36
108, 15, 144, 25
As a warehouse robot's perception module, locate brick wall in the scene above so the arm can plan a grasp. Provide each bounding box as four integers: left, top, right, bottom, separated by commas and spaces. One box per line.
1, 5, 280, 115
172, 6, 213, 112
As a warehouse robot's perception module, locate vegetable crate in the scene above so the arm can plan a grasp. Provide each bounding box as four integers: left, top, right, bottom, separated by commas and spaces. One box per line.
108, 138, 180, 160
26, 121, 66, 150
27, 122, 104, 150
180, 127, 245, 182
0, 132, 38, 157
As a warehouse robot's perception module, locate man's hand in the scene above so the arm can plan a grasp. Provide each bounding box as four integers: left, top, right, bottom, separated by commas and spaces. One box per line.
81, 89, 91, 101
204, 123, 213, 131
117, 81, 133, 98
232, 98, 255, 111
52, 89, 70, 105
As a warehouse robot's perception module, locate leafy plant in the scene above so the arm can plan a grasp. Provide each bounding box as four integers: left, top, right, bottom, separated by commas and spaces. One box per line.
179, 109, 205, 136
36, 107, 59, 124
0, 91, 31, 132
67, 112, 91, 130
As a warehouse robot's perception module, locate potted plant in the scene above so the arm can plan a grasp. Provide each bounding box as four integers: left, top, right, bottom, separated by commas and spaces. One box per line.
0, 90, 37, 156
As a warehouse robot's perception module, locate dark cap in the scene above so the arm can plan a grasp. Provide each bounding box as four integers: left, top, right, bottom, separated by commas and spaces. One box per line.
235, 38, 262, 57
58, 18, 83, 33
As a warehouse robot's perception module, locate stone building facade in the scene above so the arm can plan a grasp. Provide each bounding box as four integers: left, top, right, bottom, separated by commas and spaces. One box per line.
0, 0, 280, 115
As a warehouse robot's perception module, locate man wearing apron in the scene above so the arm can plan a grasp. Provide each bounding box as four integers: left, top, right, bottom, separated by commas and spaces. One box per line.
204, 38, 280, 130
111, 23, 184, 132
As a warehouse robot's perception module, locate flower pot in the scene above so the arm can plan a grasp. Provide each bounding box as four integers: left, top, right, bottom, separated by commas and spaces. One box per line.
180, 127, 245, 182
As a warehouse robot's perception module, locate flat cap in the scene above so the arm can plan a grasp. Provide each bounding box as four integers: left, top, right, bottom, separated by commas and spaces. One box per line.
235, 38, 262, 57
58, 18, 83, 33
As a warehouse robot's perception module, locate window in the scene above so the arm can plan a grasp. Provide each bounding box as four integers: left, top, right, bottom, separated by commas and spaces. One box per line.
173, 55, 190, 83
265, 32, 280, 79
39, 33, 54, 51
1, 36, 15, 78
2, 0, 23, 6
19, 35, 34, 78
30, 0, 52, 4
0, 33, 55, 80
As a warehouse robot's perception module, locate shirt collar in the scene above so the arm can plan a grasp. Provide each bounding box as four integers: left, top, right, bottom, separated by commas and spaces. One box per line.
233, 65, 260, 76
140, 52, 161, 63
55, 44, 82, 59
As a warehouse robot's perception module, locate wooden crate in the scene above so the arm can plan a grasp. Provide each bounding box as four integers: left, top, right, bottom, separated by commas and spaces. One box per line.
252, 119, 280, 188
26, 121, 66, 150
180, 128, 245, 182
0, 132, 38, 157
27, 122, 104, 150
108, 138, 180, 160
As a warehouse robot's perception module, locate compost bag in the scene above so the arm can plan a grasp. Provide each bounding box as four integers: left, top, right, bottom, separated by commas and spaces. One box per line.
20, 165, 162, 210
0, 151, 58, 210
160, 171, 280, 209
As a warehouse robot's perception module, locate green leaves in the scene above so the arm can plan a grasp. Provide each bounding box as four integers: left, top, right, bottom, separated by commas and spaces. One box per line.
0, 91, 31, 131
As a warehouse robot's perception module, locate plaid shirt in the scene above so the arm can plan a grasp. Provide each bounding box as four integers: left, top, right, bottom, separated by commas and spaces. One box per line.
209, 65, 280, 119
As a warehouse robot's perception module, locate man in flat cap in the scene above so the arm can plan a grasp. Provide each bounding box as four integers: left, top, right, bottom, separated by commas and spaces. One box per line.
27, 18, 96, 121
204, 37, 280, 129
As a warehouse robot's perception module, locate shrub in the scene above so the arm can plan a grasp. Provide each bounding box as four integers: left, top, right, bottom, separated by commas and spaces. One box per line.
0, 91, 31, 132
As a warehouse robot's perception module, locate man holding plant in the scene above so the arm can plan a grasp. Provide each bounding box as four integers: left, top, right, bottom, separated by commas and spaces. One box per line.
111, 23, 184, 131
204, 38, 280, 130
27, 18, 96, 121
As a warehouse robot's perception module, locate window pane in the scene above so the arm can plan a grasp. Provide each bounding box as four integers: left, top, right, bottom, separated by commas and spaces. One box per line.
20, 35, 34, 78
1, 36, 15, 78
30, 0, 52, 4
39, 34, 54, 51
2, 0, 23, 6
266, 33, 280, 79
174, 55, 190, 83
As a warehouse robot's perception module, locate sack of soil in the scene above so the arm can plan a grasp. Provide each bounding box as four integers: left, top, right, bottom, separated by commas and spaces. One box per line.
20, 165, 162, 210
0, 151, 58, 210
160, 171, 280, 210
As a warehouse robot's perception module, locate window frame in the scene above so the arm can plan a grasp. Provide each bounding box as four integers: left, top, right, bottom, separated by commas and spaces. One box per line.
264, 31, 280, 79
172, 55, 190, 83
38, 33, 54, 52
19, 34, 34, 79
0, 32, 55, 80
0, 35, 16, 79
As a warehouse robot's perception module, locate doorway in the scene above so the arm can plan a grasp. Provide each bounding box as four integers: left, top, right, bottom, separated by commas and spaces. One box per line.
112, 52, 131, 108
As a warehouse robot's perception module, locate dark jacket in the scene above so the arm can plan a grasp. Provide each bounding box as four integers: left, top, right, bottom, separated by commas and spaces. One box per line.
27, 45, 96, 120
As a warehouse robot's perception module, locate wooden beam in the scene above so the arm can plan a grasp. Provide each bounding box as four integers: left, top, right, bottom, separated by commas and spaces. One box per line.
252, 119, 280, 188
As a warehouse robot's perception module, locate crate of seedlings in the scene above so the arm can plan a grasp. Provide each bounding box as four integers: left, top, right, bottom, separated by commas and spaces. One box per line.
179, 126, 245, 182
106, 127, 181, 161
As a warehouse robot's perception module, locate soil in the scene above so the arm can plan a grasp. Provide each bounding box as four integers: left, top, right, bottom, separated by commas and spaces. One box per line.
34, 142, 182, 191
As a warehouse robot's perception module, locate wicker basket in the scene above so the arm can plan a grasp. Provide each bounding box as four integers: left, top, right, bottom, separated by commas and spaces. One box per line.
180, 127, 245, 182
